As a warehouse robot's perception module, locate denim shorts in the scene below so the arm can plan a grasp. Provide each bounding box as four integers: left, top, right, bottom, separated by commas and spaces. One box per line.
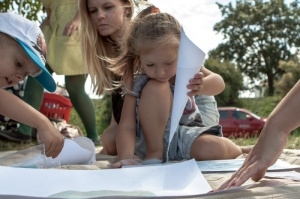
195, 95, 219, 126
135, 111, 223, 162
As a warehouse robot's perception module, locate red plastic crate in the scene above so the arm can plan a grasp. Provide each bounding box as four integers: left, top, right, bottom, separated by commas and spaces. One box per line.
40, 93, 73, 123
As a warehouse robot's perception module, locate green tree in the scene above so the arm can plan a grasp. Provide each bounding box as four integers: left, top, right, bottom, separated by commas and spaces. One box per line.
204, 54, 243, 106
275, 55, 300, 96
0, 0, 43, 21
213, 0, 300, 96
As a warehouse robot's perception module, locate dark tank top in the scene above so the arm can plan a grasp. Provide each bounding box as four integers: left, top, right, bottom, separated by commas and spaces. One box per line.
111, 88, 123, 124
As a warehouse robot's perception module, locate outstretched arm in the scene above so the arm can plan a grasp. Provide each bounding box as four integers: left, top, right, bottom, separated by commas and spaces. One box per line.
218, 80, 300, 190
113, 94, 137, 167
0, 89, 64, 158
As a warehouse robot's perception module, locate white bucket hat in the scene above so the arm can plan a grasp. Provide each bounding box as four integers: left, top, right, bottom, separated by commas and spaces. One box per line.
0, 12, 56, 92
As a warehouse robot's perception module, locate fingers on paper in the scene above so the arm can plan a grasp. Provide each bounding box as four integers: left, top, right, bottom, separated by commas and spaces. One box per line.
217, 168, 248, 190
219, 164, 266, 190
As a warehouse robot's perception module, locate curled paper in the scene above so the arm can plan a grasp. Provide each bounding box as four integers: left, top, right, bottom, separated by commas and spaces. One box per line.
0, 137, 96, 168
168, 26, 206, 159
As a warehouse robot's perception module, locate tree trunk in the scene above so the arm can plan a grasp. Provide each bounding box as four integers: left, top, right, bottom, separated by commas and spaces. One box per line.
267, 75, 274, 96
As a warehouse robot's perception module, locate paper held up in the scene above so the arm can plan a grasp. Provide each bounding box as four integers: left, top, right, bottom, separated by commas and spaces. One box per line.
169, 26, 206, 145
0, 137, 96, 168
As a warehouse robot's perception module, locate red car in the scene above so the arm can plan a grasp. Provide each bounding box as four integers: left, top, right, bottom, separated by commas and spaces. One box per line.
218, 107, 266, 138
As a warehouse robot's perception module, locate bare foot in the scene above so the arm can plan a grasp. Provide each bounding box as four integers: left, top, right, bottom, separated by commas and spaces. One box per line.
241, 145, 253, 154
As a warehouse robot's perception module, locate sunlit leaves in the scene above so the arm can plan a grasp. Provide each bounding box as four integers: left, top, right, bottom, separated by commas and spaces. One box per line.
0, 0, 43, 22
213, 0, 300, 96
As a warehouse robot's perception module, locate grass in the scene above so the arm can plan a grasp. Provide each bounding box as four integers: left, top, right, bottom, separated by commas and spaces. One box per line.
1, 96, 300, 152
2, 132, 300, 152
238, 96, 282, 118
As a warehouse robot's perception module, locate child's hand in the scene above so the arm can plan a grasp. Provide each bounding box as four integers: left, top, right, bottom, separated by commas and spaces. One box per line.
187, 72, 204, 97
37, 122, 64, 158
111, 159, 141, 168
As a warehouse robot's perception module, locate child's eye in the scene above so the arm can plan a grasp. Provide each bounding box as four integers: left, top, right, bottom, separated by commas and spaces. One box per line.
104, 6, 114, 10
146, 64, 154, 67
166, 61, 175, 66
16, 61, 22, 68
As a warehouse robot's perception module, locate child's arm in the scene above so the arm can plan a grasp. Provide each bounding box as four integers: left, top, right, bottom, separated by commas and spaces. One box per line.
0, 89, 64, 158
187, 66, 225, 97
114, 94, 137, 166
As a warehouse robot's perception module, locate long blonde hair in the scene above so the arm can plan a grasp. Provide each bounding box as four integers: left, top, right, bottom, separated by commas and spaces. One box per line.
110, 12, 181, 91
79, 0, 135, 95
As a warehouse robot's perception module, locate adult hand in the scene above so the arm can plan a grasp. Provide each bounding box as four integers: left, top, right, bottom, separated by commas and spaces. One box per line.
217, 150, 268, 190
217, 130, 288, 190
63, 18, 80, 36
187, 72, 204, 97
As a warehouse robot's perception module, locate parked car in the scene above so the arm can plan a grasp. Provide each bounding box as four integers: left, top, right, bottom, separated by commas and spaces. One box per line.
218, 107, 267, 138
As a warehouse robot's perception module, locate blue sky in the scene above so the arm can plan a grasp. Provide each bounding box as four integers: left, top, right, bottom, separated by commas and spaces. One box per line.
148, 0, 233, 54
148, 0, 294, 54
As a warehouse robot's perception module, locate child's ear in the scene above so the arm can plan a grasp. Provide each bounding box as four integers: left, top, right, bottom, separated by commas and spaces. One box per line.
124, 8, 131, 18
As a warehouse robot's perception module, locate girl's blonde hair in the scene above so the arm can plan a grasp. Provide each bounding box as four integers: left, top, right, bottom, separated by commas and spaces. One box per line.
110, 12, 181, 91
79, 0, 135, 95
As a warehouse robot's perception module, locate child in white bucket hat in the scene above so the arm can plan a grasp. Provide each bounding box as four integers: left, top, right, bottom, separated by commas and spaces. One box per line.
0, 12, 64, 158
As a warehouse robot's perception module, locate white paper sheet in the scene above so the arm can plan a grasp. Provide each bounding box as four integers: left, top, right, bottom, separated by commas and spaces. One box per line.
197, 159, 300, 173
49, 137, 96, 166
0, 159, 212, 198
265, 171, 300, 181
169, 27, 206, 154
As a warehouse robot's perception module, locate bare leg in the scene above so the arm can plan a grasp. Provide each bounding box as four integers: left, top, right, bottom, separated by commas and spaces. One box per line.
99, 116, 117, 155
138, 80, 172, 160
190, 134, 243, 160
241, 146, 253, 154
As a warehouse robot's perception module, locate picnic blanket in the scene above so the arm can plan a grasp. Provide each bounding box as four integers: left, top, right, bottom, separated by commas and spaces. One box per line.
1, 148, 300, 198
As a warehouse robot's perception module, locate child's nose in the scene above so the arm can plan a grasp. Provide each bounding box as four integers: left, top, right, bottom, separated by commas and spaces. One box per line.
155, 68, 166, 76
16, 73, 26, 81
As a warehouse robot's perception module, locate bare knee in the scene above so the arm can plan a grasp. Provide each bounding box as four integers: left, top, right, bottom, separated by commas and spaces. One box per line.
100, 124, 117, 155
140, 80, 172, 103
190, 134, 242, 161
139, 80, 172, 118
